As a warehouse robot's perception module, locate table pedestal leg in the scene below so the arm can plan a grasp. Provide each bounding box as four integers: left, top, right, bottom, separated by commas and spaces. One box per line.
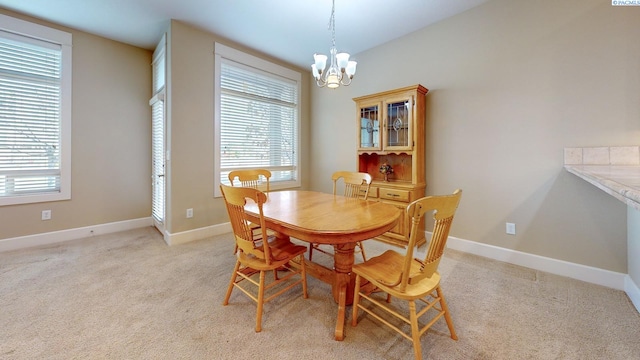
332, 242, 355, 341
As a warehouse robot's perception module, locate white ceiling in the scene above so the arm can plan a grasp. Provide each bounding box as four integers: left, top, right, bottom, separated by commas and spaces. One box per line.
0, 0, 489, 69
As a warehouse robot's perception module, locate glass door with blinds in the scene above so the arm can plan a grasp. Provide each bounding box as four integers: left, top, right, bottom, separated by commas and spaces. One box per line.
150, 36, 166, 232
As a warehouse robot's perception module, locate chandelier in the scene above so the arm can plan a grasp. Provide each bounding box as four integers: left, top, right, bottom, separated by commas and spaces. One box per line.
311, 0, 357, 89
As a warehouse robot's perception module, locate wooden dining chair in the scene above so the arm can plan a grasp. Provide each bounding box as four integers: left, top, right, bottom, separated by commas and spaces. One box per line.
220, 184, 308, 332
351, 189, 462, 360
308, 171, 372, 262
228, 169, 272, 253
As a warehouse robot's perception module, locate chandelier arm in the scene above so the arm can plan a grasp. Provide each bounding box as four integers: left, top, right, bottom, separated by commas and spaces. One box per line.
316, 77, 328, 87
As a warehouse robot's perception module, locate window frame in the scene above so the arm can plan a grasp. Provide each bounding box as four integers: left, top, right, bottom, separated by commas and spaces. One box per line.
213, 43, 301, 198
0, 14, 72, 206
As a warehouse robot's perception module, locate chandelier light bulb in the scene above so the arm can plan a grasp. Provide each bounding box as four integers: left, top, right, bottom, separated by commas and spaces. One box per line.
326, 68, 340, 88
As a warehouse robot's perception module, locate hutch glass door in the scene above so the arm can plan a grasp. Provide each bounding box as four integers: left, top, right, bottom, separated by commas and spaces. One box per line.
384, 97, 413, 151
358, 102, 381, 150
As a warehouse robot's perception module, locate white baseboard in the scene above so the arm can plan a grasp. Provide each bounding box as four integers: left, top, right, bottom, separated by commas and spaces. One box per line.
446, 235, 639, 313
0, 219, 231, 251
625, 275, 640, 312
0, 217, 153, 253
165, 222, 232, 246
445, 235, 627, 290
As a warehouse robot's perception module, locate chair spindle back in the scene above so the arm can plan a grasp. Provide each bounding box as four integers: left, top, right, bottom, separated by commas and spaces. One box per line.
332, 171, 372, 200
228, 169, 271, 193
220, 184, 272, 264
400, 189, 462, 292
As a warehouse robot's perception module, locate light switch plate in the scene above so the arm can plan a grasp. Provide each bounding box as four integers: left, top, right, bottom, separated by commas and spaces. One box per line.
506, 222, 516, 235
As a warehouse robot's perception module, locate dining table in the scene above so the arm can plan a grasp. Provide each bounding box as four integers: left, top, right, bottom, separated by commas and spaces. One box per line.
244, 190, 401, 341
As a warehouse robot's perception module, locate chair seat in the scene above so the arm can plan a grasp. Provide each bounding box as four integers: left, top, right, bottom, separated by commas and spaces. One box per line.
239, 237, 307, 271
352, 250, 441, 300
269, 239, 307, 262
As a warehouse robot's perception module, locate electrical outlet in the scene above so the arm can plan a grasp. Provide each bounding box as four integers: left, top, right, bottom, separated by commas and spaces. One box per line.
186, 208, 193, 218
42, 210, 52, 221
506, 222, 516, 235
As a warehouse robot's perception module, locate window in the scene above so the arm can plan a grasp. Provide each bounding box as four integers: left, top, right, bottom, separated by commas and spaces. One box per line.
0, 14, 72, 206
214, 43, 301, 197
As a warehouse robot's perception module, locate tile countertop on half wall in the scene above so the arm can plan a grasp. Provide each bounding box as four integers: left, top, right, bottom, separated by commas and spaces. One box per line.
565, 146, 640, 314
564, 146, 640, 211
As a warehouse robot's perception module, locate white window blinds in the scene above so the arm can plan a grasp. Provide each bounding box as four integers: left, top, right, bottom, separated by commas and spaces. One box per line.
151, 98, 164, 222
217, 55, 300, 191
0, 28, 66, 202
150, 36, 165, 224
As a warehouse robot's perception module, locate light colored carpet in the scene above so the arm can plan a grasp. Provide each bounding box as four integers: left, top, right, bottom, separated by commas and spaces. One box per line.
1, 227, 639, 360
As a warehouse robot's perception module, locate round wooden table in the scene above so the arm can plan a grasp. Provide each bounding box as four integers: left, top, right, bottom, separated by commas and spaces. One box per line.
245, 190, 400, 340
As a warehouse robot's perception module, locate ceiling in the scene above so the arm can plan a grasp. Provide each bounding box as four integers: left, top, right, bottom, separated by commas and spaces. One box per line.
0, 0, 490, 69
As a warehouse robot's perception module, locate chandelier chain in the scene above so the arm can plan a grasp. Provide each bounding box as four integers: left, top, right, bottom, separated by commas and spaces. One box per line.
329, 0, 336, 48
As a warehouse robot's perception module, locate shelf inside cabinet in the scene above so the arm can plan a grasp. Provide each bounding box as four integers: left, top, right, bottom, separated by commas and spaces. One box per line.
358, 153, 413, 183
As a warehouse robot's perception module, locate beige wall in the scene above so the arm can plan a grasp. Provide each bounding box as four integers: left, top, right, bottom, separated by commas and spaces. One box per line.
0, 9, 152, 240
165, 20, 311, 235
310, 0, 640, 272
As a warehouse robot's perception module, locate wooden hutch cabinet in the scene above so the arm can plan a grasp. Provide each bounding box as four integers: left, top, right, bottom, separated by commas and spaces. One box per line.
354, 84, 428, 247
